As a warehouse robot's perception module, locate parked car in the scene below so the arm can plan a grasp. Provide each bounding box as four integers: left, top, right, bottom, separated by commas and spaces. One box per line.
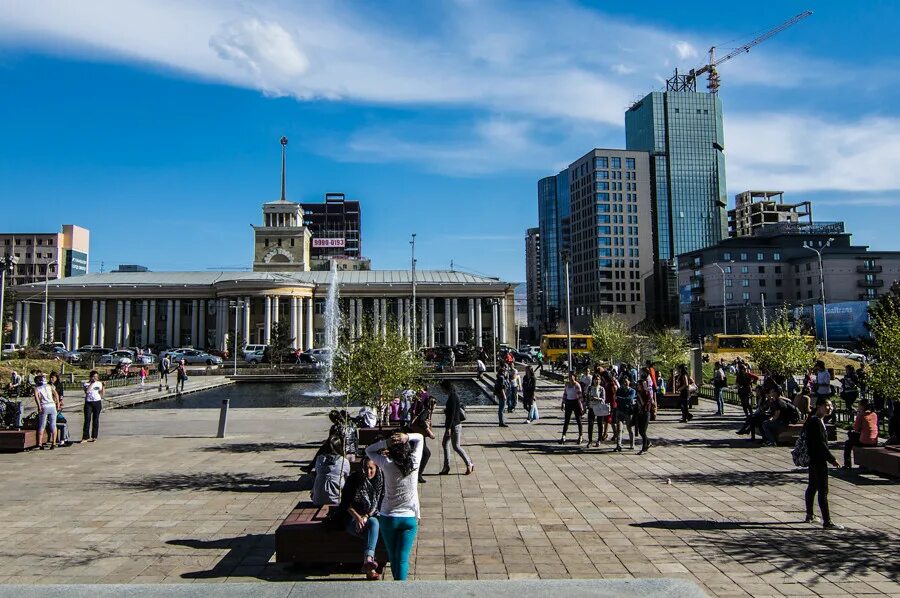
244, 349, 265, 364
161, 347, 194, 360
168, 348, 223, 365
243, 344, 267, 359
70, 347, 114, 364
99, 350, 135, 365
830, 348, 867, 362
1, 343, 23, 357
301, 348, 331, 364
518, 345, 540, 358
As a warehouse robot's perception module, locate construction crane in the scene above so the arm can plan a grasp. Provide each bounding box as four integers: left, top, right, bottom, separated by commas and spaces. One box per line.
668, 10, 812, 93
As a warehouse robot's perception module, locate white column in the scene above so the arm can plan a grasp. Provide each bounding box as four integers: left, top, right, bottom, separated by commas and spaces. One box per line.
123, 300, 131, 347
356, 298, 363, 337
72, 300, 81, 349
37, 303, 46, 345
296, 297, 304, 349
114, 300, 123, 347
173, 299, 182, 347
90, 300, 98, 345
165, 299, 174, 347
452, 297, 459, 346
140, 300, 149, 347
13, 302, 22, 345
263, 296, 272, 344
290, 297, 299, 347
219, 298, 228, 351
380, 298, 388, 336
242, 297, 251, 342
198, 299, 207, 348
468, 298, 475, 341
403, 299, 411, 339
443, 298, 451, 345
97, 300, 106, 347
420, 297, 428, 347
498, 297, 507, 344
397, 298, 404, 336
373, 297, 380, 335
148, 300, 157, 346
22, 302, 31, 346
66, 299, 78, 351
492, 300, 499, 346
191, 299, 199, 347
305, 296, 314, 350
48, 301, 56, 342
428, 298, 435, 347
475, 298, 483, 348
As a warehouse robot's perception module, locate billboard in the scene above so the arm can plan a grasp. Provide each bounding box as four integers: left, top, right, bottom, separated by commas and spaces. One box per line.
64, 249, 88, 277
312, 238, 345, 248
794, 300, 871, 342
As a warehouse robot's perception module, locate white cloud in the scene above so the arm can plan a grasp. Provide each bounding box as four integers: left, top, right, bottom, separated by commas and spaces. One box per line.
612, 63, 635, 75
673, 40, 699, 60
726, 114, 900, 193
209, 18, 309, 92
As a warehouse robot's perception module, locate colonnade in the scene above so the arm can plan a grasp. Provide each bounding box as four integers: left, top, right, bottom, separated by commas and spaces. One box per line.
11, 293, 509, 351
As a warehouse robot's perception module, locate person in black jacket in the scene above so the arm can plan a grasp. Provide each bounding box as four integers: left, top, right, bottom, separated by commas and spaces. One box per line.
438, 379, 474, 475
803, 397, 844, 529
331, 456, 385, 579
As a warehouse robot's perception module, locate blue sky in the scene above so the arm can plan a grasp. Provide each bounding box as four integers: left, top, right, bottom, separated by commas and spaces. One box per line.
1, 0, 899, 282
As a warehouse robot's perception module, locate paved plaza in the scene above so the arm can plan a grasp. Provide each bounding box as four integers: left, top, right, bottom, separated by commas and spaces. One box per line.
0, 379, 897, 597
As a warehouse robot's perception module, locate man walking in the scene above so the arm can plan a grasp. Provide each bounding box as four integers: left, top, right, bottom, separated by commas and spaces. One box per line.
494, 367, 509, 427
158, 354, 171, 391
804, 397, 843, 529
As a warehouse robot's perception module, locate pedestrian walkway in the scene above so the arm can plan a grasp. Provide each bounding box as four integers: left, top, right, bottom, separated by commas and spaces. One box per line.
57, 375, 234, 411
0, 380, 896, 596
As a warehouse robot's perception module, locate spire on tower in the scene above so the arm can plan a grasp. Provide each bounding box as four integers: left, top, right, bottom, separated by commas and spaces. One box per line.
280, 136, 289, 201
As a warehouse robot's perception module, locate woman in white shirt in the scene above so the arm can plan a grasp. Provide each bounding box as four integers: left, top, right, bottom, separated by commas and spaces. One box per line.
559, 372, 584, 445
365, 432, 423, 581
33, 373, 61, 450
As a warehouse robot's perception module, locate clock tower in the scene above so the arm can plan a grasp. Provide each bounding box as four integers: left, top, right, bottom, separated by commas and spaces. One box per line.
252, 137, 312, 272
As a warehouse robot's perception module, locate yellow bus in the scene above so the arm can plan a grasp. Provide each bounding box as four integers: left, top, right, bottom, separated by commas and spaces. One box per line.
703, 333, 815, 354
540, 334, 593, 362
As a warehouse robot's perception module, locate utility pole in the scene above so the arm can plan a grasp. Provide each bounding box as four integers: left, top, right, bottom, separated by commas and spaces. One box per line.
803, 238, 834, 350
0, 255, 17, 361
561, 250, 572, 373
43, 260, 58, 345
410, 233, 417, 351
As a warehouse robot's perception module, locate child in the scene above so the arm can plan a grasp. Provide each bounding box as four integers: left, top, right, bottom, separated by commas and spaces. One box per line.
139, 365, 148, 387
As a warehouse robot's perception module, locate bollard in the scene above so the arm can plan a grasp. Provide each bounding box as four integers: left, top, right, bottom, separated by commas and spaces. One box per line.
217, 399, 229, 438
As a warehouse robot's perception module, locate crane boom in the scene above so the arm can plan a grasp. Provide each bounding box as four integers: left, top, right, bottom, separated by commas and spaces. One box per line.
684, 10, 812, 93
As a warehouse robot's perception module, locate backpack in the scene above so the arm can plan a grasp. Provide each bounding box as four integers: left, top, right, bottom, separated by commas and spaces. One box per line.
791, 428, 810, 467
784, 401, 801, 424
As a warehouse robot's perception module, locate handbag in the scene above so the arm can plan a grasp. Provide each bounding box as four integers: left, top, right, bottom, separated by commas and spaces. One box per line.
791, 428, 810, 467
592, 402, 611, 418
458, 405, 467, 422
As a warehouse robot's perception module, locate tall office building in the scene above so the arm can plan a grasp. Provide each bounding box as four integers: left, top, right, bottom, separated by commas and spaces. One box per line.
0, 224, 89, 286
537, 169, 570, 332
626, 84, 728, 324
524, 227, 542, 333
567, 150, 652, 328
300, 192, 363, 267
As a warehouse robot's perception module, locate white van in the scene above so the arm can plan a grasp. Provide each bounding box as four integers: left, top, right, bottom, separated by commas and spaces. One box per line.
243, 344, 267, 359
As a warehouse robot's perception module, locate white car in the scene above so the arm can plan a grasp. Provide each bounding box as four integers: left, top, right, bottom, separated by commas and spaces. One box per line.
518, 345, 540, 358
1, 343, 23, 357
244, 349, 265, 364
830, 348, 866, 360
99, 350, 135, 365
168, 348, 223, 365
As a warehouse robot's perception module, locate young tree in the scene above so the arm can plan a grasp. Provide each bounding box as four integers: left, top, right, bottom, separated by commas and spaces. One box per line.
268, 320, 293, 366
868, 291, 900, 407
748, 313, 815, 381
589, 314, 631, 365
332, 320, 425, 415
652, 328, 690, 388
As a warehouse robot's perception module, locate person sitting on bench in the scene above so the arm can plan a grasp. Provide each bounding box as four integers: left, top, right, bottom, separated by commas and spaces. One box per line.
844, 398, 879, 468
330, 456, 385, 580
311, 435, 349, 507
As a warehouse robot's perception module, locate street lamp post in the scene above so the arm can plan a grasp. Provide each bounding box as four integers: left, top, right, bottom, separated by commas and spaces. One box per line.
0, 255, 17, 362
230, 299, 246, 376
803, 238, 833, 350
561, 250, 572, 373
410, 233, 417, 351
712, 261, 733, 336
43, 260, 59, 344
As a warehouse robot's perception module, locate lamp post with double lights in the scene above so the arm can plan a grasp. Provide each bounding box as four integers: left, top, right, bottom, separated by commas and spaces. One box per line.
560, 250, 573, 373
43, 260, 59, 344
803, 238, 834, 350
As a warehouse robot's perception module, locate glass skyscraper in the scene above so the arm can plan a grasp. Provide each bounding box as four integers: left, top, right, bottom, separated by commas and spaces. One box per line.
625, 90, 728, 324
537, 169, 570, 332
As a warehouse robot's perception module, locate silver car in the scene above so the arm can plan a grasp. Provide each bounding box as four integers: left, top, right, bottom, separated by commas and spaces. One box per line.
168, 348, 223, 365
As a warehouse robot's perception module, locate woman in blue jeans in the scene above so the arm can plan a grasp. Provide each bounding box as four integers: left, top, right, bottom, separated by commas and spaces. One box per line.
365, 431, 423, 581
333, 456, 385, 580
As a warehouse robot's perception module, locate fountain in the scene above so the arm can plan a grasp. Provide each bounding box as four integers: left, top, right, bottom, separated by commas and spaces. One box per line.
302, 261, 345, 400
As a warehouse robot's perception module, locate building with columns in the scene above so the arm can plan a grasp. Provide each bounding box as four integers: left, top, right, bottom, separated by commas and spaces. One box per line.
11, 270, 515, 351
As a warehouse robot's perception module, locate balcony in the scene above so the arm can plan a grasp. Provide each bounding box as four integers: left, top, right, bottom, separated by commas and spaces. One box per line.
858, 293, 879, 301
858, 279, 885, 288
856, 264, 883, 274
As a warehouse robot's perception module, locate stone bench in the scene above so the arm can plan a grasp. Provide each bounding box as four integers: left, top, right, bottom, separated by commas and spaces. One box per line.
275, 501, 388, 570
0, 429, 38, 452
853, 445, 900, 477
776, 423, 837, 444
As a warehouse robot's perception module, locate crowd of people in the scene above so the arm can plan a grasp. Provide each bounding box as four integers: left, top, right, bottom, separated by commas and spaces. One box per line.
306, 380, 476, 581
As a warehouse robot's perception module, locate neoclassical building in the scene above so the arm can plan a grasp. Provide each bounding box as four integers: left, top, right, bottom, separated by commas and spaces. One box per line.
11, 190, 515, 350
11, 270, 514, 351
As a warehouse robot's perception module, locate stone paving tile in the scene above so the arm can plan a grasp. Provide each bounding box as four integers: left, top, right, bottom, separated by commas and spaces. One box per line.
0, 379, 898, 597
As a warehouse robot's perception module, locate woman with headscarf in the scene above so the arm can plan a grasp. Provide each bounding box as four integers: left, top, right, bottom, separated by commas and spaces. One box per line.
332, 456, 385, 580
